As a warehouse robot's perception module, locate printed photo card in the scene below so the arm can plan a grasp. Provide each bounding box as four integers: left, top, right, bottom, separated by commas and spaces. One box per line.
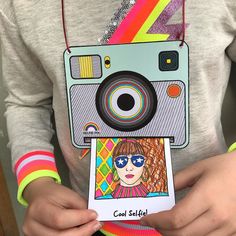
88, 137, 175, 221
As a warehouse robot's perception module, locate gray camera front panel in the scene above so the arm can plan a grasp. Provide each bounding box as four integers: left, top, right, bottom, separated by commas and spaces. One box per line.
69, 80, 187, 148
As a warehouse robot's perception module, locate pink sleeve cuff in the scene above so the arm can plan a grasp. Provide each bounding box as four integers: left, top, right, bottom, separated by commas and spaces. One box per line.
14, 151, 61, 206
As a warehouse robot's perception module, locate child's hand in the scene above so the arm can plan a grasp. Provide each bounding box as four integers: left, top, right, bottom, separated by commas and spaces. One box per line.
22, 177, 102, 236
140, 151, 236, 236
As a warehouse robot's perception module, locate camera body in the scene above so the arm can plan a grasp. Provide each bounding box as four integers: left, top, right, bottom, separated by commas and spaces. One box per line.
64, 41, 189, 148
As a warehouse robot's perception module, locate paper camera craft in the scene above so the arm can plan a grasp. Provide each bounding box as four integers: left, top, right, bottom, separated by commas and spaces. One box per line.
64, 41, 189, 149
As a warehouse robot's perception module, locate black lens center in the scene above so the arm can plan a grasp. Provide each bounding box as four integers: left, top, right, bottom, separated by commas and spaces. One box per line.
117, 93, 135, 111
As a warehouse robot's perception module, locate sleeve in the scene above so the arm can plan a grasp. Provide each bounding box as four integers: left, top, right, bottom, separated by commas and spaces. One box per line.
227, 37, 236, 62
226, 0, 236, 62
0, 10, 61, 206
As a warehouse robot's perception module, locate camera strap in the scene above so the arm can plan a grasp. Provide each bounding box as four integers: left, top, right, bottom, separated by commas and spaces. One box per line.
61, 0, 186, 53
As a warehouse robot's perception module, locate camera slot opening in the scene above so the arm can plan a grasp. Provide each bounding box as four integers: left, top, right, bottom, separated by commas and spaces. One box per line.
84, 137, 91, 144
169, 137, 175, 143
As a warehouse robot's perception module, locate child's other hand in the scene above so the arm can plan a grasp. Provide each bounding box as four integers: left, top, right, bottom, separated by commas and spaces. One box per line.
141, 151, 236, 236
22, 177, 102, 236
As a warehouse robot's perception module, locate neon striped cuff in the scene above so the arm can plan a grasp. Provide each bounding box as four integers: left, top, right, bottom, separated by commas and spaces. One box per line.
228, 142, 236, 153
14, 151, 61, 206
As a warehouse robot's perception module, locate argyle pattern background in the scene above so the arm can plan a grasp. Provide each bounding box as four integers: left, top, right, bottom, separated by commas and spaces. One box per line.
95, 138, 122, 198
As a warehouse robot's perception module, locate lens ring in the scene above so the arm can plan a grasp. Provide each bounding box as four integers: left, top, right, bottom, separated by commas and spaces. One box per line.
96, 71, 157, 131
105, 81, 146, 120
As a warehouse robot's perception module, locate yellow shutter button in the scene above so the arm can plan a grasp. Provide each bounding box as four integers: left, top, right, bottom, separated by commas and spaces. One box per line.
104, 56, 111, 69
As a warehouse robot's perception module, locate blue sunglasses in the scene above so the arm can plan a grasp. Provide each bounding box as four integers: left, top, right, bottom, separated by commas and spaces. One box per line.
114, 155, 145, 168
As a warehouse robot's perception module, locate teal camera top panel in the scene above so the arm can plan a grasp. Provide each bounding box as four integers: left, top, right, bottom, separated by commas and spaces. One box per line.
64, 41, 189, 88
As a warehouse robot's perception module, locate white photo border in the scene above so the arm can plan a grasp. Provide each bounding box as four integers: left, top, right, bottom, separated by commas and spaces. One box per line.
88, 138, 175, 221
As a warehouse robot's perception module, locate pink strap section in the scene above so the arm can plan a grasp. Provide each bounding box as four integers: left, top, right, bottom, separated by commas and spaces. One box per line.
108, 0, 147, 44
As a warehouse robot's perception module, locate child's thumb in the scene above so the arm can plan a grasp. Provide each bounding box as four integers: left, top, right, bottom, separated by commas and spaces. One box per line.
174, 161, 204, 191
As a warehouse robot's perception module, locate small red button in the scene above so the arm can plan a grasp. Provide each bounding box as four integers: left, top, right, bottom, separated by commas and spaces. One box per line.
167, 84, 181, 98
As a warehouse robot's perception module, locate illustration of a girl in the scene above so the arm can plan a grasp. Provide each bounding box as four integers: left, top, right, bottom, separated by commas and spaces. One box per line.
97, 138, 168, 199
111, 139, 149, 198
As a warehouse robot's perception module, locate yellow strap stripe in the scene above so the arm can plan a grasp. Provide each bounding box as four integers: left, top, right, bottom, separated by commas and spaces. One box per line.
133, 0, 170, 42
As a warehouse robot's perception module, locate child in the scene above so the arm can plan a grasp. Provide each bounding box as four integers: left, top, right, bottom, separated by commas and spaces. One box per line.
1, 0, 236, 235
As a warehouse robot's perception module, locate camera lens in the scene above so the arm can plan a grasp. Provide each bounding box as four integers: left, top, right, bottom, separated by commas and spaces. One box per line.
96, 71, 157, 132
117, 94, 135, 111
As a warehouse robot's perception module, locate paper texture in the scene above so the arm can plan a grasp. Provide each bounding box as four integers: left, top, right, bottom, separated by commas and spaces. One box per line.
88, 137, 175, 221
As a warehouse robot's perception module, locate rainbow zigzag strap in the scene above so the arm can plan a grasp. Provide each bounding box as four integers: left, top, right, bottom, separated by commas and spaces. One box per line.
101, 0, 185, 45
14, 151, 61, 206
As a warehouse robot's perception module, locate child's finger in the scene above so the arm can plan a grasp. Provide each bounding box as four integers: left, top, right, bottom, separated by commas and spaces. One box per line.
32, 201, 98, 229
157, 209, 217, 236
141, 183, 209, 230
24, 219, 102, 236
58, 186, 88, 209
71, 219, 103, 236
174, 160, 205, 191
